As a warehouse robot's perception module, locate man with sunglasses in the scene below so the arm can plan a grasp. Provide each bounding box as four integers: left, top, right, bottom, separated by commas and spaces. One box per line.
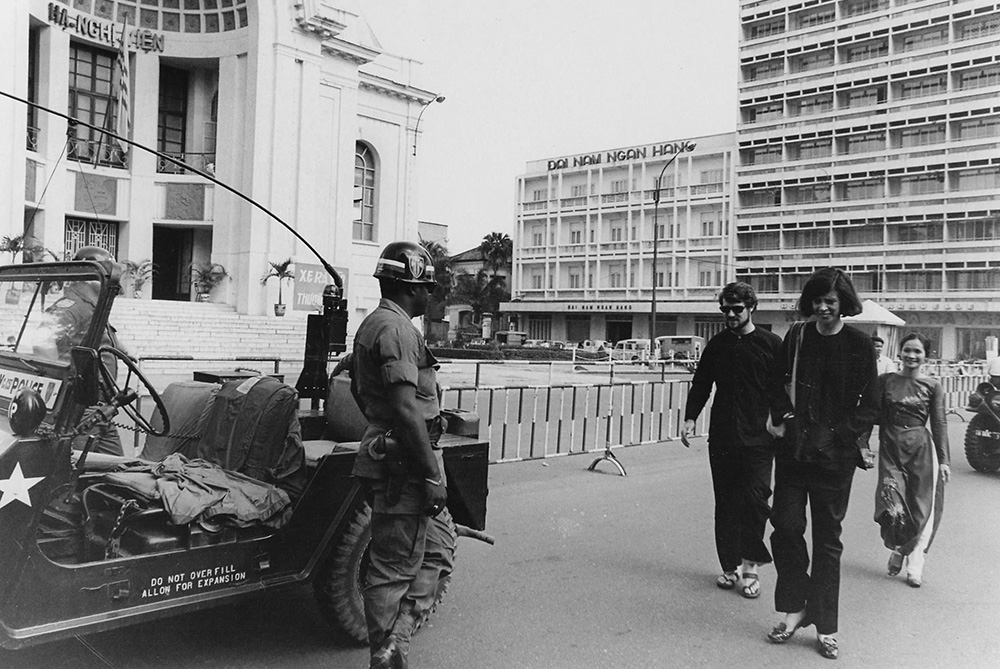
682, 281, 782, 600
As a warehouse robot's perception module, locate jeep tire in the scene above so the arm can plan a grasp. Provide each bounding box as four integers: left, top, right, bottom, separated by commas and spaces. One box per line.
313, 501, 456, 644
965, 414, 1000, 473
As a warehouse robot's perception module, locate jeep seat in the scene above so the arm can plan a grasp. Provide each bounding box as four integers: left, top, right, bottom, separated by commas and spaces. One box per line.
140, 381, 220, 461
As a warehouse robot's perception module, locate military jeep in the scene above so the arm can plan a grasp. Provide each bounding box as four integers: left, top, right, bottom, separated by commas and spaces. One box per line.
0, 259, 489, 649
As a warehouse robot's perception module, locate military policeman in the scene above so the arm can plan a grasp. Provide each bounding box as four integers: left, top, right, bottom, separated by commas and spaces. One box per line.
34, 246, 126, 455
350, 241, 454, 669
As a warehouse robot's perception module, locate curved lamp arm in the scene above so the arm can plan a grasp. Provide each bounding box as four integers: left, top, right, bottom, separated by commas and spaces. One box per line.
413, 96, 446, 156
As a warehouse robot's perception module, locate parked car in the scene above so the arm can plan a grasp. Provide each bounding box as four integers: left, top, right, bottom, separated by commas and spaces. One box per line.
611, 338, 652, 361
494, 331, 528, 347
654, 335, 705, 361
578, 339, 609, 353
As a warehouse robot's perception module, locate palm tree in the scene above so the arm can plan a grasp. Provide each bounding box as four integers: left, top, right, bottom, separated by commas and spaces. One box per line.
261, 258, 295, 305
479, 232, 512, 278
450, 268, 509, 324
420, 237, 453, 305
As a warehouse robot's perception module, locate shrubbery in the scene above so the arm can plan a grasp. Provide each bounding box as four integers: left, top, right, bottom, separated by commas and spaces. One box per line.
431, 346, 577, 361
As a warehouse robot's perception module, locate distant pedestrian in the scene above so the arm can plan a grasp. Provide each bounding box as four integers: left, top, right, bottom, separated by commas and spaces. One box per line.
765, 268, 878, 661
682, 282, 782, 599
986, 354, 1000, 387
871, 335, 896, 375
874, 332, 950, 588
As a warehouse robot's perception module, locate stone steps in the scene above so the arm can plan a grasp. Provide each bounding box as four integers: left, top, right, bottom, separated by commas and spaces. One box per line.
110, 299, 310, 367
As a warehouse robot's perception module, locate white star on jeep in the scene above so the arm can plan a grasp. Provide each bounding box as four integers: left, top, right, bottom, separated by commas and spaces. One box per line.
0, 462, 45, 510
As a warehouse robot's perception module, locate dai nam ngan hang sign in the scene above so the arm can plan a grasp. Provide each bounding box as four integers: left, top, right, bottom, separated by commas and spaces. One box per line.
548, 140, 696, 171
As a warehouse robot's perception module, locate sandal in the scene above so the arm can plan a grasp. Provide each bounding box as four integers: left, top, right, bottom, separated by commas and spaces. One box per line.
887, 551, 903, 577
817, 635, 839, 660
767, 613, 811, 644
740, 573, 761, 599
716, 571, 738, 590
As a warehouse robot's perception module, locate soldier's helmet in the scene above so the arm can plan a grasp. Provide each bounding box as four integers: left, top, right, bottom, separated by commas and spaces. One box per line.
73, 246, 114, 262
373, 241, 436, 286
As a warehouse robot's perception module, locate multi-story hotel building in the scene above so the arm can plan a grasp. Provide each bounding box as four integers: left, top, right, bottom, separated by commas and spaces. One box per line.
503, 133, 736, 345
507, 1, 1000, 359
737, 0, 1000, 358
0, 0, 439, 322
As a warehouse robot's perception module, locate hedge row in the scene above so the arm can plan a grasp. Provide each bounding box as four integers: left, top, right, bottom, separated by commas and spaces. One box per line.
431, 346, 592, 361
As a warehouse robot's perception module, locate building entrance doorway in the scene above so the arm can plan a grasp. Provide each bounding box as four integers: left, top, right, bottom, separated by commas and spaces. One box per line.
606, 318, 633, 344
152, 226, 193, 301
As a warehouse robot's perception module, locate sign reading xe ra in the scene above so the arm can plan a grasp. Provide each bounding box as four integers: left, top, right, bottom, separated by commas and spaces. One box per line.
293, 263, 349, 312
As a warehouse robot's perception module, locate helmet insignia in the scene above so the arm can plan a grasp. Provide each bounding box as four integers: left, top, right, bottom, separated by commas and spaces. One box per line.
408, 253, 426, 280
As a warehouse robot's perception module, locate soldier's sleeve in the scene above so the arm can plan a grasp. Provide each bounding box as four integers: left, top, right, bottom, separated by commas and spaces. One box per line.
377, 323, 422, 388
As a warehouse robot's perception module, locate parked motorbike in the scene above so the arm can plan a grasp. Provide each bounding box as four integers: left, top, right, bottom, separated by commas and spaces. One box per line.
964, 381, 1000, 472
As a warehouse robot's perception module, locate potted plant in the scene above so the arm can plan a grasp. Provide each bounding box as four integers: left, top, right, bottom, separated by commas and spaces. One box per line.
1, 234, 52, 303
123, 259, 156, 298
190, 262, 228, 302
261, 258, 294, 316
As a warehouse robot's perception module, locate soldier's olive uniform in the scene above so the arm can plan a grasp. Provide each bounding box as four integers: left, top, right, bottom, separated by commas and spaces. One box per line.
351, 297, 455, 660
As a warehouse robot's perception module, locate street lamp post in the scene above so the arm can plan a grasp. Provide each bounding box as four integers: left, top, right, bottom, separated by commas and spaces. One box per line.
649, 150, 689, 342
412, 95, 446, 156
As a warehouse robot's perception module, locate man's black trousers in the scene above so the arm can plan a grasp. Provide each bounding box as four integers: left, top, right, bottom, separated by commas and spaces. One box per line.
708, 441, 775, 573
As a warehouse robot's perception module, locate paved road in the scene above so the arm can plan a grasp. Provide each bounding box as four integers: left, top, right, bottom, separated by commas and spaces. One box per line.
4, 417, 998, 668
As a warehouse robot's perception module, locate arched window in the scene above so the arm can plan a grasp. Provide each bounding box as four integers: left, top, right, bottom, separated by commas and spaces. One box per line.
354, 143, 376, 241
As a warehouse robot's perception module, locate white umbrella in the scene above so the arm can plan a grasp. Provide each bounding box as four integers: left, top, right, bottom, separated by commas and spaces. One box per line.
843, 299, 905, 326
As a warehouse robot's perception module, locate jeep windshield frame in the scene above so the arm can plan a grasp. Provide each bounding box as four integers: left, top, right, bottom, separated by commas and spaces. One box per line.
0, 260, 118, 434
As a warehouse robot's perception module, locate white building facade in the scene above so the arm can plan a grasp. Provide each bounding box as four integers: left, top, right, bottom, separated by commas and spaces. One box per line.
0, 0, 439, 324
738, 0, 1000, 358
504, 133, 737, 345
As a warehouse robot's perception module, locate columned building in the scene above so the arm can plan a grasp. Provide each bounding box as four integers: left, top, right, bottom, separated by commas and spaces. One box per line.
737, 0, 1000, 358
0, 0, 439, 323
503, 133, 736, 345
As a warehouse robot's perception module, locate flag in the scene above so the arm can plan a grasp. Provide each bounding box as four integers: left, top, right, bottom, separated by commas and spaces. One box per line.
114, 20, 131, 155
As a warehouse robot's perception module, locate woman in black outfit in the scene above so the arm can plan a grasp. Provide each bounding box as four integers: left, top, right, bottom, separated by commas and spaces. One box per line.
765, 268, 878, 661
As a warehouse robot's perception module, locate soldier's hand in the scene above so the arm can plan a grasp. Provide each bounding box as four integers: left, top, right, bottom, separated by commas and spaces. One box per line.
681, 419, 695, 448
423, 477, 448, 517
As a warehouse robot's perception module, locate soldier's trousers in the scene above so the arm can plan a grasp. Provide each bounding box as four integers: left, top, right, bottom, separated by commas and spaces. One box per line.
364, 489, 456, 660
72, 409, 124, 456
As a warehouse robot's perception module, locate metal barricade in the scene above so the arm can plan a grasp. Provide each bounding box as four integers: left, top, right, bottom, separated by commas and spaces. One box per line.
938, 373, 987, 420
442, 378, 704, 464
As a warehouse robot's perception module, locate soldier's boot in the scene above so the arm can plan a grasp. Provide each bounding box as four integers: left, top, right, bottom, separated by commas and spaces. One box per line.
369, 637, 406, 669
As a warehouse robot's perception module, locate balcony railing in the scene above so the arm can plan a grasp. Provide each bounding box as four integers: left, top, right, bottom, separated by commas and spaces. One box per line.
26, 127, 39, 152
157, 152, 216, 175
67, 137, 128, 169
559, 196, 587, 208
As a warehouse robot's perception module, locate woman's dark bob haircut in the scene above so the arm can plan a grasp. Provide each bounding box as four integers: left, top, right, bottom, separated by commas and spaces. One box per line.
797, 267, 864, 318
719, 281, 758, 311
899, 332, 932, 355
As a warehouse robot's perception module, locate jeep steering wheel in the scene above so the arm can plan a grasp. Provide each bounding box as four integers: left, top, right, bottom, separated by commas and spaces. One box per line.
97, 346, 170, 437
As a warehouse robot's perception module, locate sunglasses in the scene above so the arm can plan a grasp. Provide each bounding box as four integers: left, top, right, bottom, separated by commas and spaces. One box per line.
719, 305, 746, 315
